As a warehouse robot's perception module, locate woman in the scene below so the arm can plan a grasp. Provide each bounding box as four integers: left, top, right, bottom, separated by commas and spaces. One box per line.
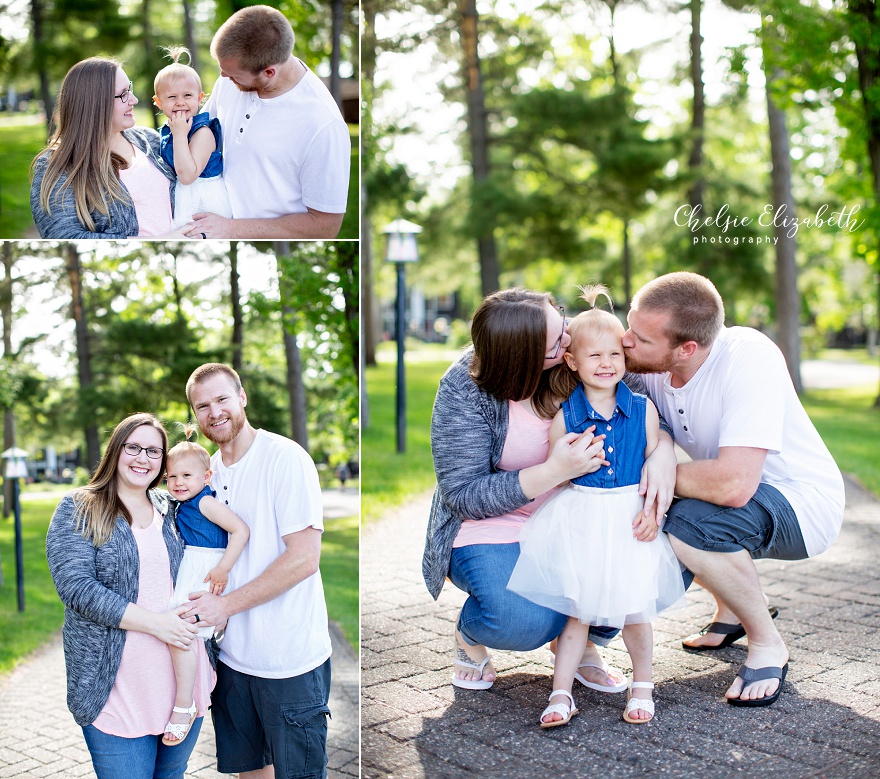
31, 58, 188, 239
424, 288, 677, 690
46, 413, 215, 779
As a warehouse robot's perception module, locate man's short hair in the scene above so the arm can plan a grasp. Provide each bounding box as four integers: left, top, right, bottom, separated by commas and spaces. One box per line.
211, 5, 295, 73
186, 363, 243, 404
631, 272, 725, 347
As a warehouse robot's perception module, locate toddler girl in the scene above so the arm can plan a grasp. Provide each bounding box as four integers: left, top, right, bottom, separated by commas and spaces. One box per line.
162, 430, 249, 746
153, 47, 232, 228
507, 285, 684, 728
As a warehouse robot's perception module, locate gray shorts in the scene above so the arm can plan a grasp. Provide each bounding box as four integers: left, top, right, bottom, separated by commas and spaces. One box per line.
663, 483, 808, 580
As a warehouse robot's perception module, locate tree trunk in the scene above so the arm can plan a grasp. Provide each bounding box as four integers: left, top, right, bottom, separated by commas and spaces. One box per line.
229, 241, 243, 374
361, 0, 378, 371
142, 0, 160, 131
848, 0, 880, 405
688, 0, 705, 215
330, 0, 344, 109
31, 0, 54, 127
65, 244, 100, 472
459, 0, 500, 295
182, 0, 199, 73
765, 68, 803, 394
275, 242, 309, 449
622, 219, 631, 307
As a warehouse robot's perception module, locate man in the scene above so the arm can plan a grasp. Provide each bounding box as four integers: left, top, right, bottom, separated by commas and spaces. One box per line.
183, 5, 350, 239
184, 363, 331, 778
622, 272, 845, 707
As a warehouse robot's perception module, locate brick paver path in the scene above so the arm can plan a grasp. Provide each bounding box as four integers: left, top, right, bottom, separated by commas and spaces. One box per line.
363, 476, 880, 778
0, 621, 358, 778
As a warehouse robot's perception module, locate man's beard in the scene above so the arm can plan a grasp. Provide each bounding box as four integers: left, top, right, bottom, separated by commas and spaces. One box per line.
200, 409, 246, 444
624, 351, 674, 375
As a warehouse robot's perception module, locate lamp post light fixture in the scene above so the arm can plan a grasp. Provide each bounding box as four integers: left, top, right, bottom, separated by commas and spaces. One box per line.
382, 218, 422, 453
2, 446, 29, 612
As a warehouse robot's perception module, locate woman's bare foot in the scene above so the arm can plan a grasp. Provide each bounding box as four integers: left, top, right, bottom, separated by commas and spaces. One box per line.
453, 627, 496, 685
577, 643, 625, 688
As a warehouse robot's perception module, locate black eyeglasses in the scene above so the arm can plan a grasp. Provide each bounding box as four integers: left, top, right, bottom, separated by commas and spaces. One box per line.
114, 81, 133, 102
545, 305, 566, 360
122, 442, 164, 459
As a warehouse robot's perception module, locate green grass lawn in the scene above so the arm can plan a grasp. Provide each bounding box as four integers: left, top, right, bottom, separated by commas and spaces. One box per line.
319, 514, 359, 650
0, 118, 45, 237
362, 359, 449, 523
801, 384, 880, 496
0, 498, 64, 675
0, 494, 358, 678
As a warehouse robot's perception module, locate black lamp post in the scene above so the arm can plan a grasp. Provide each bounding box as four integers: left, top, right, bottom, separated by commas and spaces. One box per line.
2, 447, 28, 612
382, 219, 422, 453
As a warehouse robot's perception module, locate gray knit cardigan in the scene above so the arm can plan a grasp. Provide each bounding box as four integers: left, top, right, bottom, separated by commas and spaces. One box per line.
422, 350, 660, 599
46, 490, 184, 727
31, 126, 177, 239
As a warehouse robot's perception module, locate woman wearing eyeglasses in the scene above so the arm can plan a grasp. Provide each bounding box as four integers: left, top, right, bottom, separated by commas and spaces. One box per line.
46, 413, 215, 778
31, 58, 187, 239
424, 288, 677, 692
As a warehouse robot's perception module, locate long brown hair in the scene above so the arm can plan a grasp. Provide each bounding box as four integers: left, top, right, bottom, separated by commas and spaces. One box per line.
73, 413, 168, 547
469, 288, 561, 419
32, 57, 131, 232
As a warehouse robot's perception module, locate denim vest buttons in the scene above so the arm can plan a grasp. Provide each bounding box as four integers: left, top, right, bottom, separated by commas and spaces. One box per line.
562, 382, 647, 488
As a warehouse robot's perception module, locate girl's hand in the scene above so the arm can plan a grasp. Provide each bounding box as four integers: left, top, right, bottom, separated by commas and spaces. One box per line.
153, 605, 199, 648
204, 566, 228, 595
638, 435, 676, 520
168, 110, 192, 136
546, 426, 608, 483
632, 507, 659, 542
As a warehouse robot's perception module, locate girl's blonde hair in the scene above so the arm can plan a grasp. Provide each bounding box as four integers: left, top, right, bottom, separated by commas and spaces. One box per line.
72, 413, 168, 547
32, 57, 132, 232
154, 46, 202, 96
167, 423, 211, 470
549, 284, 624, 399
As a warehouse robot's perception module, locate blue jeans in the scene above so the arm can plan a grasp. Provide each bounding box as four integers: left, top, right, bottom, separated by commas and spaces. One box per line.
449, 542, 618, 650
82, 718, 203, 779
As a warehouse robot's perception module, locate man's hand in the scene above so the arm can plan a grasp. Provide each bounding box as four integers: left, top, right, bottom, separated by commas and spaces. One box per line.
182, 212, 234, 239
184, 590, 229, 628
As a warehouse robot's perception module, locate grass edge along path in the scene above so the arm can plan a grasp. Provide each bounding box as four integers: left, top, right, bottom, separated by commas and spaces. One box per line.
0, 496, 358, 680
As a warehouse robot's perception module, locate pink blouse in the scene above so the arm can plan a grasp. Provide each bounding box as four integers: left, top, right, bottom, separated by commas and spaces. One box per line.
119, 148, 172, 236
453, 400, 557, 547
93, 508, 215, 737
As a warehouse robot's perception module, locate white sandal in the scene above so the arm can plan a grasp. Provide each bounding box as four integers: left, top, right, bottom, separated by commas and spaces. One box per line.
623, 681, 655, 724
451, 642, 494, 690
162, 701, 197, 746
540, 689, 578, 729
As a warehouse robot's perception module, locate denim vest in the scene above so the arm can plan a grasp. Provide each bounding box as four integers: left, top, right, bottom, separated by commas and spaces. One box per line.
562, 382, 647, 488
159, 113, 224, 179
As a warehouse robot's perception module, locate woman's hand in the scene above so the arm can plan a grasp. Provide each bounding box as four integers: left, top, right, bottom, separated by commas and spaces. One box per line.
638, 434, 677, 520
152, 605, 199, 648
546, 426, 608, 484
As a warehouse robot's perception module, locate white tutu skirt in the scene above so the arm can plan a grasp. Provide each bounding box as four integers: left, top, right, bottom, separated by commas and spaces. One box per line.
507, 484, 685, 628
170, 545, 231, 639
172, 175, 232, 228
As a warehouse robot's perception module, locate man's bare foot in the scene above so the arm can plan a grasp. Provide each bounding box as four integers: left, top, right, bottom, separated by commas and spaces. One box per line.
453, 627, 496, 685
683, 595, 775, 649
725, 640, 789, 702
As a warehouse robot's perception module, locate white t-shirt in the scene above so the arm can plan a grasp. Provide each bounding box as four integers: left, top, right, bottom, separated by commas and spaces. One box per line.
642, 327, 845, 557
203, 62, 350, 218
211, 429, 331, 678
